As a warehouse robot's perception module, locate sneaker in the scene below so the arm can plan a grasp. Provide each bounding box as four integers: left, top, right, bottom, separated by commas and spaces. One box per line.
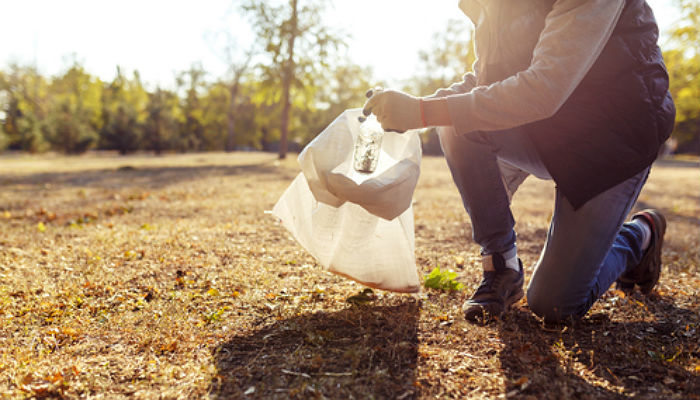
616, 209, 666, 294
463, 253, 524, 324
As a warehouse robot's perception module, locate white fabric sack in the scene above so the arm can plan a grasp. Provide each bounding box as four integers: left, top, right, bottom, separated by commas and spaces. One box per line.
272, 109, 422, 293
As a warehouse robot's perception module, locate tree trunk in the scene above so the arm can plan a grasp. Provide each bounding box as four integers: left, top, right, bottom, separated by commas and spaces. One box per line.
278, 0, 298, 160
226, 79, 240, 152
154, 115, 162, 155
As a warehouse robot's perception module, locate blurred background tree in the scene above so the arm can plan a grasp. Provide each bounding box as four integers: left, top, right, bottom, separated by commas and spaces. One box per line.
405, 19, 475, 155
100, 67, 148, 154
205, 29, 255, 152
144, 87, 182, 154
0, 65, 50, 152
0, 1, 696, 155
303, 61, 373, 143
664, 0, 700, 154
239, 0, 346, 159
409, 19, 476, 96
44, 60, 103, 153
176, 64, 207, 152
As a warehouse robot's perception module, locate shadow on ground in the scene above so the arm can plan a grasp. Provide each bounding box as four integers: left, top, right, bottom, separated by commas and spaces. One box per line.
210, 301, 420, 399
1, 160, 296, 191
498, 296, 700, 399
654, 158, 700, 169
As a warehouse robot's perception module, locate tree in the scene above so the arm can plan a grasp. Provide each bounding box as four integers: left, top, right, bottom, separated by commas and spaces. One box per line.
100, 67, 148, 154
200, 81, 230, 150
0, 65, 50, 152
240, 0, 345, 158
0, 70, 6, 150
664, 0, 700, 154
410, 19, 476, 96
176, 64, 207, 151
303, 61, 373, 146
44, 60, 103, 153
144, 87, 182, 154
225, 52, 254, 152
205, 28, 256, 152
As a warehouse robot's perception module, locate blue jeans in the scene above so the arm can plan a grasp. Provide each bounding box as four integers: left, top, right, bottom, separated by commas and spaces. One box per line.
438, 126, 649, 321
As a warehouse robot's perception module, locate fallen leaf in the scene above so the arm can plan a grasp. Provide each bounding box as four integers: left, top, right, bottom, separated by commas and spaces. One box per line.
514, 376, 529, 386
44, 372, 63, 385
610, 289, 626, 299
161, 340, 178, 352
61, 327, 78, 337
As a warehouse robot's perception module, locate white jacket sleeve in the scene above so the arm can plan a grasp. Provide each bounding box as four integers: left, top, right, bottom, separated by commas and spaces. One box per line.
445, 0, 625, 133
431, 72, 478, 98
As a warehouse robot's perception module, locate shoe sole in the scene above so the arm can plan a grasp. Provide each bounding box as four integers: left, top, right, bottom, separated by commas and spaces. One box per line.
463, 285, 524, 323
637, 210, 666, 294
506, 287, 525, 308
616, 209, 666, 294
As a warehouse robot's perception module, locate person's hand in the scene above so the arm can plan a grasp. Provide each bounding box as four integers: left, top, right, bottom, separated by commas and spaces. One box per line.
362, 87, 422, 133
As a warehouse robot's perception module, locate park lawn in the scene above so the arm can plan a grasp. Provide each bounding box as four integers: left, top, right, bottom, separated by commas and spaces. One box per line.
0, 152, 698, 399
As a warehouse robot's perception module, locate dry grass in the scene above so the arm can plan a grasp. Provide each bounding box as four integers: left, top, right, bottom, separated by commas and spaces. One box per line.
0, 152, 698, 399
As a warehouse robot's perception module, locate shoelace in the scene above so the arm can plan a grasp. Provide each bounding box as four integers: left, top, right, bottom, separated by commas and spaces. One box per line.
474, 271, 499, 296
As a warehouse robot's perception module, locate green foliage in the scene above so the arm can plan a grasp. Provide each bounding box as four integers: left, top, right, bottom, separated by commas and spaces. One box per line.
0, 3, 360, 156
345, 288, 375, 305
424, 267, 464, 292
0, 65, 50, 152
205, 307, 228, 324
0, 130, 7, 151
239, 0, 347, 158
43, 61, 103, 153
176, 65, 207, 151
44, 102, 96, 154
408, 19, 476, 95
663, 0, 700, 153
144, 88, 182, 154
100, 68, 148, 154
2, 1, 692, 156
101, 105, 141, 154
302, 62, 373, 146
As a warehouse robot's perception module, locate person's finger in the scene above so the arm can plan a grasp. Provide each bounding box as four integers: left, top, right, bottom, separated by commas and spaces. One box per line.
362, 94, 378, 116
365, 86, 383, 99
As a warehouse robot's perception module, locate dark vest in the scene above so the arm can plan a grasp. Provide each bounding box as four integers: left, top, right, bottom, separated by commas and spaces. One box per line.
483, 0, 676, 208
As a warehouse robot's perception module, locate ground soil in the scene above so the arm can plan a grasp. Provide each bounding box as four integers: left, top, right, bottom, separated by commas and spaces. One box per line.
0, 152, 698, 399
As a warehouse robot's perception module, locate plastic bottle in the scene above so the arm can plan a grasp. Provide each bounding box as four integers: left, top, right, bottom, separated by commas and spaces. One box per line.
353, 115, 384, 173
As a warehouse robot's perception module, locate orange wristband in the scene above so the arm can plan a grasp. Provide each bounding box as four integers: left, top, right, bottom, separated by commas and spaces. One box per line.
420, 98, 427, 128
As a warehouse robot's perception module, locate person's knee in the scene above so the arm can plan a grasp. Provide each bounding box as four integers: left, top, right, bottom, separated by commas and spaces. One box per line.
526, 284, 589, 323
526, 286, 561, 321
437, 126, 487, 155
437, 126, 458, 156
526, 282, 580, 322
